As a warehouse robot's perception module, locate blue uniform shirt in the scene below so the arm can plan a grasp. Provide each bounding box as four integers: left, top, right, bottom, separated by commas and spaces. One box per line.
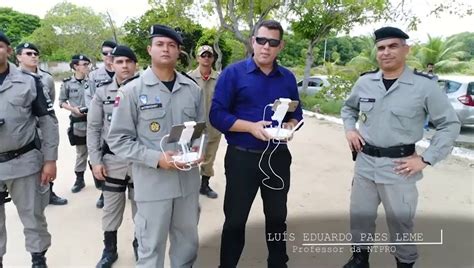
210, 57, 303, 150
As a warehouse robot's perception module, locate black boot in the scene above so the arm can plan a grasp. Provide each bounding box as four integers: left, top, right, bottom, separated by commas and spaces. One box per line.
96, 231, 118, 268
396, 257, 414, 268
71, 171, 85, 193
343, 247, 369, 268
199, 176, 218, 199
49, 182, 68, 205
133, 238, 139, 261
31, 250, 47, 268
0, 256, 3, 268
96, 192, 104, 209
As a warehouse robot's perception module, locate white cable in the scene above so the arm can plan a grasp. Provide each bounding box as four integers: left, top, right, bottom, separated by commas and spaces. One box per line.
159, 134, 193, 172
259, 138, 285, 190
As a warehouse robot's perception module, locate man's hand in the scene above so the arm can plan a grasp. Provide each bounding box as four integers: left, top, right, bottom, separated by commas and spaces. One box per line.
41, 161, 57, 185
72, 107, 83, 117
92, 165, 108, 180
393, 153, 428, 177
345, 130, 365, 152
158, 151, 188, 170
249, 121, 272, 141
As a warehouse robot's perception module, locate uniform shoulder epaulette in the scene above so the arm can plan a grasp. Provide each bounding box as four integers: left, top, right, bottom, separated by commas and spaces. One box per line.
360, 69, 379, 77
63, 77, 72, 82
122, 74, 140, 86
20, 69, 39, 78
413, 69, 433, 79
180, 71, 198, 85
96, 79, 113, 88
39, 68, 52, 76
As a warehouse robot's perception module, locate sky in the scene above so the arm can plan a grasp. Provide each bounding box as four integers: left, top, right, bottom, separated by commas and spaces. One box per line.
1, 0, 473, 43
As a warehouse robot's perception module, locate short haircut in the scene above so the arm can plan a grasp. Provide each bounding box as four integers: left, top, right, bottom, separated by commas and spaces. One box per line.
427, 63, 434, 66
254, 20, 284, 40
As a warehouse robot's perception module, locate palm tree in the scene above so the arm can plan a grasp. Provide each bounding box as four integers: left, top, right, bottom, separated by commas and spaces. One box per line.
347, 36, 378, 73
408, 35, 470, 73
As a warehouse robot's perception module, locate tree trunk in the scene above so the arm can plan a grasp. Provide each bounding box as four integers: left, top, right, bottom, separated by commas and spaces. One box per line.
302, 41, 315, 94
214, 30, 224, 72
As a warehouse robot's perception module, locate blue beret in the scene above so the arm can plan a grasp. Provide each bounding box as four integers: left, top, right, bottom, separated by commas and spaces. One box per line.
101, 40, 117, 49
0, 31, 10, 46
71, 54, 91, 62
111, 45, 137, 62
374, 27, 409, 43
16, 42, 39, 54
149, 24, 183, 45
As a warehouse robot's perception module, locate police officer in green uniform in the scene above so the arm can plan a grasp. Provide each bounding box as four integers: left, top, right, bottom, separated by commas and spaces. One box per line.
341, 27, 460, 268
0, 31, 59, 268
59, 54, 92, 194
87, 45, 139, 267
188, 45, 221, 199
108, 25, 205, 268
15, 42, 68, 206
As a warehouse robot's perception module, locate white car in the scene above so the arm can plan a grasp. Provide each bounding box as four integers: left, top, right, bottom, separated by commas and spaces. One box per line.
297, 75, 330, 96
438, 75, 474, 126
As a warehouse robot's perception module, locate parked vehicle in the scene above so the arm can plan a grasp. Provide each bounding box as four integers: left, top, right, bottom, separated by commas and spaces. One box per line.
438, 75, 474, 126
297, 75, 330, 96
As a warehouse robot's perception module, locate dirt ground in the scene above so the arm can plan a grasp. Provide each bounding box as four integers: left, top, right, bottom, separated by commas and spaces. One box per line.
3, 97, 473, 267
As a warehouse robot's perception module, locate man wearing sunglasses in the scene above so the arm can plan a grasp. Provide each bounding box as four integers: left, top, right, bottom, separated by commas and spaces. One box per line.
210, 20, 303, 268
188, 45, 221, 199
15, 42, 68, 206
0, 31, 59, 268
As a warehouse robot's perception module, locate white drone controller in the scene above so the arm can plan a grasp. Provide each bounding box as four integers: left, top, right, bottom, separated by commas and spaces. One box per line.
264, 98, 303, 140
171, 121, 205, 164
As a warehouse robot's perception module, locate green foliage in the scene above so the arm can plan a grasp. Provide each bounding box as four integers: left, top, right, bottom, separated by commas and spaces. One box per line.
279, 33, 308, 67
27, 3, 114, 61
122, 6, 203, 70
448, 32, 474, 61
0, 8, 40, 46
300, 94, 343, 115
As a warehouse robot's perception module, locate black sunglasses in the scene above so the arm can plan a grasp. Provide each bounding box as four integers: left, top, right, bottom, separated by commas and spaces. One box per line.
102, 51, 112, 56
24, 51, 39, 56
200, 53, 214, 58
255, 37, 281, 47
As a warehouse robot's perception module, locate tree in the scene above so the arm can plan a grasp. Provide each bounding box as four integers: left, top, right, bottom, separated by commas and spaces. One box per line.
408, 35, 470, 73
27, 2, 115, 61
347, 36, 378, 73
195, 28, 233, 70
290, 0, 387, 94
0, 8, 40, 46
448, 32, 474, 61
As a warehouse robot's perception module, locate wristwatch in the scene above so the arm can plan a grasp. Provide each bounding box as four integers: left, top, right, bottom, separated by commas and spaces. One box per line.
421, 156, 431, 166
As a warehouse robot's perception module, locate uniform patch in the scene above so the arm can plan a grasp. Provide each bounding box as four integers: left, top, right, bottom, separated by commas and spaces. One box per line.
155, 96, 161, 103
139, 94, 148, 104
114, 90, 124, 107
139, 103, 163, 110
360, 113, 367, 123
149, 121, 160, 132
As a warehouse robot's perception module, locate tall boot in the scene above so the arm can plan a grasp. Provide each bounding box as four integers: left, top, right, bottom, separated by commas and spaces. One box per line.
71, 171, 85, 193
396, 257, 414, 268
49, 182, 68, 205
343, 247, 370, 268
132, 238, 139, 261
96, 231, 118, 268
199, 175, 218, 199
31, 250, 47, 268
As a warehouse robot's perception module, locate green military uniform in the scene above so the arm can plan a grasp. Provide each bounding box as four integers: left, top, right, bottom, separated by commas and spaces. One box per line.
59, 76, 89, 175
341, 66, 460, 263
0, 63, 59, 262
108, 67, 205, 268
188, 68, 221, 177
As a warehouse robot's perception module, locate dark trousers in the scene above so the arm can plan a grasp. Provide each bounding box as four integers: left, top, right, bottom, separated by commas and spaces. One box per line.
219, 146, 291, 268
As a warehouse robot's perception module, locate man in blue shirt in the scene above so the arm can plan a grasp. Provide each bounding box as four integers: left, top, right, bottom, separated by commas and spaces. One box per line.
210, 19, 303, 268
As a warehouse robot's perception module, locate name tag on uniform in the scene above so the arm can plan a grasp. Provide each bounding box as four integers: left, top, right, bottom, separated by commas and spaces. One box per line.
103, 100, 115, 105
359, 98, 375, 103
140, 103, 163, 110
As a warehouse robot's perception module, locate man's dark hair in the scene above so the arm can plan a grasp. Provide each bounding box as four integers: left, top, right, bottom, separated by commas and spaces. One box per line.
427, 63, 434, 67
70, 60, 80, 70
254, 20, 284, 40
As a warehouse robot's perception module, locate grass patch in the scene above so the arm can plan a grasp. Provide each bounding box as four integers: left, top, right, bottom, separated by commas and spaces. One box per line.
300, 94, 343, 116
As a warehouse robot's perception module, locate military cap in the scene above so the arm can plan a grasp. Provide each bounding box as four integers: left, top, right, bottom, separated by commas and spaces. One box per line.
197, 45, 214, 56
111, 45, 137, 62
71, 54, 91, 62
149, 24, 183, 45
0, 31, 10, 46
16, 42, 39, 54
374, 26, 409, 43
101, 40, 117, 49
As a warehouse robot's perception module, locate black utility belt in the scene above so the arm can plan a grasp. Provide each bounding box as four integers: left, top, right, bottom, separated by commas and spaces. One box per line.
0, 139, 38, 163
232, 145, 288, 154
69, 115, 87, 123
362, 143, 415, 158
101, 142, 115, 156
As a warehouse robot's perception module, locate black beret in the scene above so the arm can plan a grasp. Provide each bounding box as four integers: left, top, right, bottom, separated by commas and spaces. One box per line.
71, 54, 91, 62
111, 45, 137, 62
374, 27, 409, 43
101, 40, 117, 49
16, 42, 39, 54
0, 31, 10, 46
149, 24, 183, 45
